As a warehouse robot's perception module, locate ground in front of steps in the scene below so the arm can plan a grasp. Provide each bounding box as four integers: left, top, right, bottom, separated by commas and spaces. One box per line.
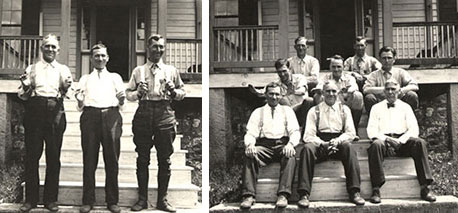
0, 203, 203, 212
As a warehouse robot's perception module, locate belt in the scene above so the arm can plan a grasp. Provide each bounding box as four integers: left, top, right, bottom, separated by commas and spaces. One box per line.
30, 96, 59, 100
385, 133, 403, 138
83, 106, 118, 111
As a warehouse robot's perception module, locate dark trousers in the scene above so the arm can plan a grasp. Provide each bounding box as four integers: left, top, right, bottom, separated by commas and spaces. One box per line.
80, 107, 122, 205
367, 137, 433, 189
23, 96, 66, 204
132, 100, 176, 202
364, 91, 419, 114
298, 133, 361, 196
242, 137, 296, 197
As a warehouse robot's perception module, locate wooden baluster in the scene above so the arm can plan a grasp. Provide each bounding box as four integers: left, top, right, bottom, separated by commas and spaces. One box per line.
272, 29, 276, 59
447, 25, 451, 57
245, 29, 248, 61
430, 25, 433, 57
453, 25, 457, 57
217, 30, 220, 61
441, 25, 445, 58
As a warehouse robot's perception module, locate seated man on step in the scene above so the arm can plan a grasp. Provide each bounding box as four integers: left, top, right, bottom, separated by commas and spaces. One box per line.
366, 80, 436, 204
240, 82, 300, 209
297, 81, 365, 208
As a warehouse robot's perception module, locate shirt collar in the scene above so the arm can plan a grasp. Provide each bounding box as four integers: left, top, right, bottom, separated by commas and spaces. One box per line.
147, 59, 165, 70
321, 102, 339, 111
40, 59, 58, 68
91, 67, 108, 75
355, 54, 368, 61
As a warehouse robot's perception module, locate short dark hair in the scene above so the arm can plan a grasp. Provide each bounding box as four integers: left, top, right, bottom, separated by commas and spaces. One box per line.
327, 54, 344, 63
147, 34, 165, 46
264, 82, 282, 94
274, 58, 290, 70
294, 36, 307, 45
355, 36, 367, 45
90, 42, 108, 55
379, 46, 397, 57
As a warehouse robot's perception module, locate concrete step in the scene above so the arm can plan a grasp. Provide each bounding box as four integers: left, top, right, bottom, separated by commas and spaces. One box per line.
255, 175, 420, 202
258, 157, 416, 179
61, 135, 182, 151
39, 149, 187, 166
209, 196, 458, 213
0, 203, 203, 212
39, 163, 193, 184
29, 181, 200, 208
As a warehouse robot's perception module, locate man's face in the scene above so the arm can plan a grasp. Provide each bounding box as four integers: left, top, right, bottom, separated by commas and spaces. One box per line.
384, 83, 399, 103
91, 48, 109, 70
323, 83, 339, 106
41, 39, 59, 63
330, 59, 343, 80
148, 38, 165, 63
380, 51, 395, 71
354, 41, 366, 57
276, 65, 291, 83
265, 86, 281, 107
294, 39, 307, 57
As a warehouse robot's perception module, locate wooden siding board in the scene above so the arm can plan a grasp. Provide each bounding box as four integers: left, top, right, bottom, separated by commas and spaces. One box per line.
167, 0, 195, 38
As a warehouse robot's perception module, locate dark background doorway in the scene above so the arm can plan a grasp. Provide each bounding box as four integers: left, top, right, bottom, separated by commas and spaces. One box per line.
96, 6, 130, 80
319, 0, 355, 69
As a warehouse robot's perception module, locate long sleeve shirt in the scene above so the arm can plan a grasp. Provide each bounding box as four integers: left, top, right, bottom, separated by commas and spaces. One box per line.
126, 59, 185, 101
343, 54, 381, 75
303, 102, 356, 145
288, 55, 320, 82
18, 59, 72, 100
363, 67, 418, 95
75, 68, 125, 109
366, 99, 419, 144
244, 104, 300, 147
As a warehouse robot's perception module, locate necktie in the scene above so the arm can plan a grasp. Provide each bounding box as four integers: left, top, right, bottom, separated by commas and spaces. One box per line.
356, 57, 364, 73
271, 107, 275, 118
384, 71, 392, 80
387, 103, 395, 108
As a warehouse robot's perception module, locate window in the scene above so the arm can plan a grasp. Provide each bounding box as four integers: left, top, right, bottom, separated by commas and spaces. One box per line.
2, 0, 22, 35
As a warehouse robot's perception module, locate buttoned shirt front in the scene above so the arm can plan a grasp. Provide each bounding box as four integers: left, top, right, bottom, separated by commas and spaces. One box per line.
244, 104, 300, 147
316, 72, 358, 93
76, 68, 125, 109
343, 54, 381, 75
303, 102, 356, 145
126, 59, 185, 101
367, 99, 419, 144
288, 55, 320, 80
277, 74, 308, 107
18, 59, 72, 99
363, 67, 418, 92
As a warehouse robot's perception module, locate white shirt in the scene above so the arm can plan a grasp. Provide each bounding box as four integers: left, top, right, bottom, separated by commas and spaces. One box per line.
288, 55, 320, 81
303, 102, 356, 145
18, 59, 72, 100
244, 104, 300, 147
367, 99, 419, 144
76, 68, 125, 109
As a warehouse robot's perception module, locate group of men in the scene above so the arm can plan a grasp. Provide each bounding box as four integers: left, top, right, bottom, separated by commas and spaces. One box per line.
18, 34, 184, 213
241, 36, 436, 209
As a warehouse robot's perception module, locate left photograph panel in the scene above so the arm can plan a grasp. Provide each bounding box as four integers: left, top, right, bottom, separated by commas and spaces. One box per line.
0, 0, 202, 212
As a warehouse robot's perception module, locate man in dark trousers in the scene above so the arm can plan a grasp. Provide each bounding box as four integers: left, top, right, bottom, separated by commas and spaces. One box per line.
298, 82, 365, 208
75, 43, 125, 213
18, 34, 73, 212
366, 80, 436, 203
126, 34, 186, 212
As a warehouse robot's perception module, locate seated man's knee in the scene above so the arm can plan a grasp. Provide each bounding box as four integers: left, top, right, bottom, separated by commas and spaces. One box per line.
364, 93, 377, 102
409, 137, 427, 147
404, 91, 419, 109
369, 139, 385, 149
350, 91, 364, 110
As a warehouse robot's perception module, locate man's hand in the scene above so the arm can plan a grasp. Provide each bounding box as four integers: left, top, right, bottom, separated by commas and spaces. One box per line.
164, 80, 175, 92
19, 73, 31, 89
385, 137, 401, 150
64, 76, 72, 88
351, 72, 364, 81
137, 81, 148, 95
328, 139, 340, 155
282, 143, 296, 158
116, 91, 126, 105
245, 144, 257, 158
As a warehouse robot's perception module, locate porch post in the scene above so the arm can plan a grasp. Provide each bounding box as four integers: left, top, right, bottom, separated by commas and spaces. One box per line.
0, 0, 3, 35
448, 84, 458, 159
382, 0, 393, 47
60, 0, 71, 65
209, 0, 215, 71
279, 0, 289, 58
157, 0, 167, 37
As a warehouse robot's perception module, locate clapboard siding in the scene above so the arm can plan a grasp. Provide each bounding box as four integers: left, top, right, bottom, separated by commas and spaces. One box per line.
150, 0, 158, 34
167, 0, 196, 39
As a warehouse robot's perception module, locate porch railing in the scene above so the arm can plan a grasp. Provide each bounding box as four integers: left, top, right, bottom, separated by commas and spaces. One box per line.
213, 25, 279, 69
166, 38, 202, 73
0, 35, 42, 75
393, 22, 458, 65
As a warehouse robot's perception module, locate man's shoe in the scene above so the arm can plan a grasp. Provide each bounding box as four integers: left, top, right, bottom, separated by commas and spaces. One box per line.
79, 205, 93, 213
157, 199, 176, 212
350, 192, 365, 205
275, 194, 288, 208
370, 189, 381, 204
131, 200, 148, 211
19, 203, 36, 212
45, 202, 59, 212
107, 204, 121, 213
421, 186, 437, 202
240, 196, 255, 209
297, 195, 310, 208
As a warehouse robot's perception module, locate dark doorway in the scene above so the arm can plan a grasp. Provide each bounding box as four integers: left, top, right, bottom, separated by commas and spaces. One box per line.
319, 0, 355, 69
96, 6, 130, 80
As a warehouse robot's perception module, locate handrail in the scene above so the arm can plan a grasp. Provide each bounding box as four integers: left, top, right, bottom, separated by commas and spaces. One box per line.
394, 21, 458, 27
213, 25, 279, 30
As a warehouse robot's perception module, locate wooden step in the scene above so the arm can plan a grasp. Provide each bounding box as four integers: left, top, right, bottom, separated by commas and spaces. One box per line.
30, 181, 200, 208
258, 157, 416, 179
255, 175, 420, 202
66, 111, 135, 124
39, 163, 193, 184
65, 123, 134, 137
61, 135, 182, 151
64, 100, 139, 113
39, 149, 187, 166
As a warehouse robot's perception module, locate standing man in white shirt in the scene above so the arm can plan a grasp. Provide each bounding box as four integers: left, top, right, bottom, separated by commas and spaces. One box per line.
18, 34, 73, 212
240, 82, 300, 209
288, 36, 320, 94
126, 34, 185, 212
366, 80, 435, 204
74, 43, 125, 213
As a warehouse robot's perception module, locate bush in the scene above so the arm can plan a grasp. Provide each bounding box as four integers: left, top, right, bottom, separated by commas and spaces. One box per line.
429, 151, 458, 196
210, 163, 243, 207
0, 163, 24, 203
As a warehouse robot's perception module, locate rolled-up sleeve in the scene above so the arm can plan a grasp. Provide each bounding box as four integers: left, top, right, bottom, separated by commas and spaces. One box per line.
126, 67, 140, 101
172, 68, 186, 101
